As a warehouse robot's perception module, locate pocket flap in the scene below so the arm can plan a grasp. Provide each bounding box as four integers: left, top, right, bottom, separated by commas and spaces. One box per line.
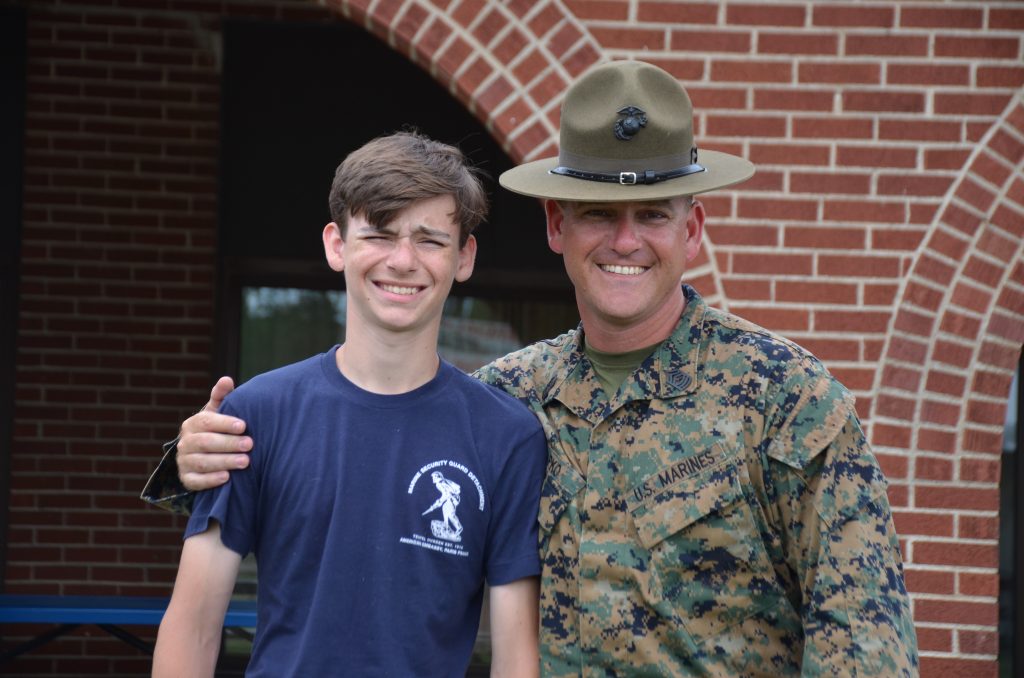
537, 458, 585, 535
630, 461, 742, 550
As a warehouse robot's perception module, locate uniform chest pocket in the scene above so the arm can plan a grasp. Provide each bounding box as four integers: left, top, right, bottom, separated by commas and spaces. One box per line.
537, 458, 585, 537
629, 459, 782, 644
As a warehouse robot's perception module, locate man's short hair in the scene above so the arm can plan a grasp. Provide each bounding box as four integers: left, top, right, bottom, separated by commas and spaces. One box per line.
328, 131, 488, 247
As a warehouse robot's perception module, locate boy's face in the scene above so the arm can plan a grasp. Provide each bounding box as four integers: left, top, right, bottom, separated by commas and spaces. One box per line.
323, 194, 476, 338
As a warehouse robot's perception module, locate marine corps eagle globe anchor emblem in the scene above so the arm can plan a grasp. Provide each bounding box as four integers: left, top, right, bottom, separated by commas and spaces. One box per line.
613, 106, 647, 140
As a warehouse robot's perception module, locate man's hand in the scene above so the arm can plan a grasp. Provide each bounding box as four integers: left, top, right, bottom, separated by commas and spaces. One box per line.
177, 376, 252, 492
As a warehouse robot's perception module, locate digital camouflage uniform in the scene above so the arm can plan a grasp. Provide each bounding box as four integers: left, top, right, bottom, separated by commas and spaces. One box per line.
142, 285, 918, 676
475, 286, 917, 677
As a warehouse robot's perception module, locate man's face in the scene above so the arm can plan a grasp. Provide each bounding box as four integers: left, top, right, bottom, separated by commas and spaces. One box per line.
545, 196, 704, 344
323, 194, 476, 338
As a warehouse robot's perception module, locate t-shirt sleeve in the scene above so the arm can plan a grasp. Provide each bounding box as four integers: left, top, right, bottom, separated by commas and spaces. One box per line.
183, 398, 258, 558
484, 421, 547, 586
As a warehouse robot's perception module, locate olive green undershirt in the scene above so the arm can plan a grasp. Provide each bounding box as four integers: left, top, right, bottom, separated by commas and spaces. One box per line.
583, 340, 660, 395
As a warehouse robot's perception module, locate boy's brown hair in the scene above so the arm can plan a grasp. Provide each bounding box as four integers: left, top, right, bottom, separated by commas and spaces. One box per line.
328, 131, 488, 247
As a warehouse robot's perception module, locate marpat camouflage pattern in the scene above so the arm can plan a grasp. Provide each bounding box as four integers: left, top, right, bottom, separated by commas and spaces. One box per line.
475, 286, 918, 677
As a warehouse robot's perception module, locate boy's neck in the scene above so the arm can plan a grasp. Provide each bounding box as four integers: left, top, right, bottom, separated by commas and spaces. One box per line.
335, 323, 442, 395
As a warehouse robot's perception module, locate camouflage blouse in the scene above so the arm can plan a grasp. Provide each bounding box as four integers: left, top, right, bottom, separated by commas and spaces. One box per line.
475, 286, 917, 677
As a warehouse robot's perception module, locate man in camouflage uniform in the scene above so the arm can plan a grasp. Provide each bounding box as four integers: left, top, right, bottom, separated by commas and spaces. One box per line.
144, 61, 918, 675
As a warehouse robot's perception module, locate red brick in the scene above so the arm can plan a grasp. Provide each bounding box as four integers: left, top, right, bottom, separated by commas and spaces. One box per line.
731, 252, 813, 276
800, 61, 881, 86
902, 6, 984, 29
916, 455, 953, 481
708, 224, 778, 246
818, 254, 901, 278
914, 626, 952, 653
671, 30, 750, 53
824, 199, 905, 224
844, 89, 925, 113
972, 369, 1014, 399
790, 172, 870, 196
683, 87, 743, 111
881, 365, 921, 392
977, 65, 1024, 88
591, 26, 664, 50
727, 306, 809, 332
935, 35, 1020, 60
959, 629, 998, 656
775, 281, 857, 304
960, 457, 1000, 484
721, 277, 771, 301
917, 428, 956, 454
749, 142, 830, 166
758, 32, 837, 55
958, 514, 999, 540
737, 197, 816, 221
962, 426, 1003, 455
793, 115, 873, 140
726, 3, 805, 26
937, 92, 1015, 116
880, 118, 961, 142
988, 128, 1024, 166
914, 539, 998, 567
637, 1, 718, 24
846, 34, 928, 57
710, 60, 791, 83
815, 310, 890, 333
871, 420, 913, 446
812, 5, 893, 28
753, 88, 834, 111
887, 62, 970, 87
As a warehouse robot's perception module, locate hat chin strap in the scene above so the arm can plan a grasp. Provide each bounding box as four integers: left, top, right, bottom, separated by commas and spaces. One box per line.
549, 163, 705, 186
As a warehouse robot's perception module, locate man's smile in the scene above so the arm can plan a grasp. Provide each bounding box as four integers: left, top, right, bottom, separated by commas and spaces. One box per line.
599, 264, 648, 276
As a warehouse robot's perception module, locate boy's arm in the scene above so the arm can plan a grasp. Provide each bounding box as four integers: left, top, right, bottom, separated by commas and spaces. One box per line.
153, 522, 242, 678
487, 576, 540, 678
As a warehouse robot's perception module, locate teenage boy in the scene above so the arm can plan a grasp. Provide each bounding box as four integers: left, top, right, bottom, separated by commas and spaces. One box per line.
151, 132, 546, 677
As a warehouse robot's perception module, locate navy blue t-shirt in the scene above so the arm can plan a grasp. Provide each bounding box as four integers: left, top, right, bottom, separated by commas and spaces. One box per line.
186, 347, 547, 677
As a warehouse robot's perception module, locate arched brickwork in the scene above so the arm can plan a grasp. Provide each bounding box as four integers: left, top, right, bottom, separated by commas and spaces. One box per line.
870, 91, 1024, 654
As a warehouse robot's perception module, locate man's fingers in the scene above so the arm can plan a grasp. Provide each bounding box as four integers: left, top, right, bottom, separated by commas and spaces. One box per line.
207, 376, 236, 412
179, 470, 231, 492
181, 410, 247, 437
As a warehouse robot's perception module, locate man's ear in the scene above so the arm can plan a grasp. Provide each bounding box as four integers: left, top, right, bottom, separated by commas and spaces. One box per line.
323, 222, 345, 272
544, 200, 565, 254
455, 234, 477, 283
684, 200, 706, 261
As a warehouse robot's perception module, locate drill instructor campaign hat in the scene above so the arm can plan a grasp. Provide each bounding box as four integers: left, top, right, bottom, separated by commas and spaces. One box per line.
499, 60, 755, 202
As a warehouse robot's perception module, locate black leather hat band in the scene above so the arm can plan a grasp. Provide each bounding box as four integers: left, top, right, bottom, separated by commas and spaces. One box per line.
549, 163, 705, 186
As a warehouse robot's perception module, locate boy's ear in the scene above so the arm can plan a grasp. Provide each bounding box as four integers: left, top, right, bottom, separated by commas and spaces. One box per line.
455, 234, 477, 283
323, 222, 345, 272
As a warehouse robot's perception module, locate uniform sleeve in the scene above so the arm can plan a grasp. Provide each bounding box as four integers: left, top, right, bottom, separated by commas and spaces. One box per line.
484, 423, 548, 586
767, 373, 918, 675
139, 435, 196, 516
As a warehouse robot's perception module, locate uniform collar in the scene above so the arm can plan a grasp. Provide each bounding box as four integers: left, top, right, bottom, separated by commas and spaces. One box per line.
545, 286, 706, 424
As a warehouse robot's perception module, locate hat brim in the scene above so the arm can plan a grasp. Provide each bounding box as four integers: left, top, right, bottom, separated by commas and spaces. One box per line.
499, 149, 755, 202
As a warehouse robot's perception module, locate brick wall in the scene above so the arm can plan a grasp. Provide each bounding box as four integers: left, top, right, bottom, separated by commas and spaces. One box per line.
6, 0, 1024, 675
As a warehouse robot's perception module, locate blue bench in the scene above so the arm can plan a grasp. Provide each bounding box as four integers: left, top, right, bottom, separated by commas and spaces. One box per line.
0, 594, 257, 663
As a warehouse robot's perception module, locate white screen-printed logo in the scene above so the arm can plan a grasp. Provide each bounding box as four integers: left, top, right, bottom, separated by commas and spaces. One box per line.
400, 460, 485, 558
423, 471, 463, 541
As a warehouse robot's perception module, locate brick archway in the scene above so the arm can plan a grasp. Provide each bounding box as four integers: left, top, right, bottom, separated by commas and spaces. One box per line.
324, 0, 601, 158
870, 91, 1024, 638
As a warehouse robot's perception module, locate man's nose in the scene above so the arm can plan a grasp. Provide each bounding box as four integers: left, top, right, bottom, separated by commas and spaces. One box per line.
609, 216, 641, 253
